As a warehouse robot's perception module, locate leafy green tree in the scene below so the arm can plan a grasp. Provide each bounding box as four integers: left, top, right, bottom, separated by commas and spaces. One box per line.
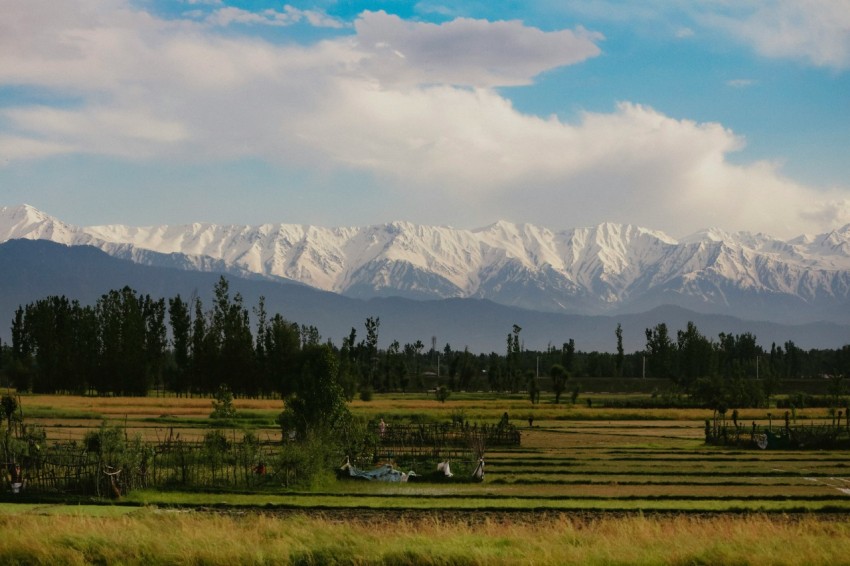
526, 370, 539, 404
143, 295, 167, 394
615, 324, 624, 377
507, 325, 522, 392
210, 383, 237, 419
299, 324, 321, 347
561, 339, 575, 375
382, 340, 401, 391
457, 347, 476, 391
211, 277, 256, 397
784, 340, 803, 378
550, 363, 569, 404
338, 328, 359, 400
1, 394, 18, 431
26, 297, 75, 393
8, 306, 33, 391
407, 339, 424, 389
278, 344, 350, 440
70, 303, 99, 394
487, 352, 504, 391
364, 316, 380, 390
265, 314, 301, 397
96, 287, 157, 395
645, 323, 675, 379
191, 296, 215, 394
167, 295, 192, 395
676, 321, 715, 391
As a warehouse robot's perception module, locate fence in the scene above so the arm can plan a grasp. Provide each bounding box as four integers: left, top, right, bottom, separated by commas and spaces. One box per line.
3, 433, 281, 497
704, 415, 850, 450
2, 421, 521, 497
374, 422, 519, 474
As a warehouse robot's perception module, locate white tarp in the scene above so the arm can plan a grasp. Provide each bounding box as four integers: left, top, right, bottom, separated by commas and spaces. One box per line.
341, 461, 416, 483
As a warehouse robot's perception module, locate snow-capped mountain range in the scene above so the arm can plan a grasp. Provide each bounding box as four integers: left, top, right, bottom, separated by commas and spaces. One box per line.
3, 204, 850, 325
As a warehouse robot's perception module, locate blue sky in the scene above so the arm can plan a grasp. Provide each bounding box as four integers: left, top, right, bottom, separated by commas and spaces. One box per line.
1, 0, 848, 238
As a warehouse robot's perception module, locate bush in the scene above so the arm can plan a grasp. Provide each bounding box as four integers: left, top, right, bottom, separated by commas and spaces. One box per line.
1, 395, 18, 428
435, 385, 450, 403
84, 424, 125, 454
276, 430, 340, 488
210, 384, 237, 419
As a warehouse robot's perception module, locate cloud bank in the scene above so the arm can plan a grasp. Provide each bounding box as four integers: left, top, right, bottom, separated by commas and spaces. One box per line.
0, 0, 848, 238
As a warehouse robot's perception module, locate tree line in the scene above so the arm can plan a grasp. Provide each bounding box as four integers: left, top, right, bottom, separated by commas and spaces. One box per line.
1, 277, 849, 407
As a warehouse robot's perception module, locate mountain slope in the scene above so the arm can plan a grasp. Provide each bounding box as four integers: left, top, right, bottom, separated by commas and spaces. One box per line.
2, 204, 849, 324
1, 239, 849, 353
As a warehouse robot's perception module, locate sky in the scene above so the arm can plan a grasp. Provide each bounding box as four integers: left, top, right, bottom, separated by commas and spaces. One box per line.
1, 0, 849, 239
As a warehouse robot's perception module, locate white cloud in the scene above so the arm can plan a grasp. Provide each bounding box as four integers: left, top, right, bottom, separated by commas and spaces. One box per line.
206, 5, 345, 29
697, 0, 850, 69
413, 3, 458, 18
0, 0, 847, 238
6, 105, 189, 157
542, 0, 850, 69
296, 88, 850, 236
353, 11, 602, 87
726, 78, 756, 88
0, 135, 75, 161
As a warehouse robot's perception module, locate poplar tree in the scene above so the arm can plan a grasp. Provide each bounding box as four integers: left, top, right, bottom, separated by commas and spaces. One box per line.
167, 295, 192, 395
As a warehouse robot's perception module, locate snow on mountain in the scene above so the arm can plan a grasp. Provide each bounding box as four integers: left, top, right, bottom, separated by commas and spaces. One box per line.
2, 204, 850, 324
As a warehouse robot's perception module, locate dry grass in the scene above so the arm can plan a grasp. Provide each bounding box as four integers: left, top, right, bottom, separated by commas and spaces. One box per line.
0, 509, 849, 565
17, 394, 282, 415
15, 394, 282, 441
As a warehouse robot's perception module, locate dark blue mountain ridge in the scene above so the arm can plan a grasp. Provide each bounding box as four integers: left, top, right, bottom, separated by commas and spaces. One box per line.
1, 239, 848, 353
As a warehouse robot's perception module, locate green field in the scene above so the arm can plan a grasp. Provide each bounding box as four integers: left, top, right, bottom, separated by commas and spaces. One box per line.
2, 393, 849, 564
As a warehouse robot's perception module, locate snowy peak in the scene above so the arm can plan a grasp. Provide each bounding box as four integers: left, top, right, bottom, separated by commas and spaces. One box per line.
2, 205, 850, 324
0, 204, 78, 243
814, 224, 850, 255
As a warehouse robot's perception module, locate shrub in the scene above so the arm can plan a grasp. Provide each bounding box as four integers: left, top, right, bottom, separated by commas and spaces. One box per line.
210, 384, 237, 419
276, 430, 340, 488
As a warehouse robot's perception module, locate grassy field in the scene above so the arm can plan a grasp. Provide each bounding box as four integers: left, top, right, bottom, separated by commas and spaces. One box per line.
12, 392, 828, 440
2, 392, 849, 564
2, 508, 850, 565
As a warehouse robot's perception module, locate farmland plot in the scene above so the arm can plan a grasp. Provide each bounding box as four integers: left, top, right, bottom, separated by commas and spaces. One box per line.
3, 393, 850, 564
8, 394, 850, 513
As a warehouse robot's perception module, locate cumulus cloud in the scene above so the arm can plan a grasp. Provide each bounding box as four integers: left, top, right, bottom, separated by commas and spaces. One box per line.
0, 0, 847, 238
298, 87, 850, 235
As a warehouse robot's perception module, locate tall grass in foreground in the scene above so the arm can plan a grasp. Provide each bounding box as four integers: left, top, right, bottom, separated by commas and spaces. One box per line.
0, 511, 848, 565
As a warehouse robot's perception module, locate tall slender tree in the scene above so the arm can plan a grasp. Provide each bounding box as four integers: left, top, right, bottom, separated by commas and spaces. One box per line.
168, 295, 192, 396
615, 324, 625, 377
